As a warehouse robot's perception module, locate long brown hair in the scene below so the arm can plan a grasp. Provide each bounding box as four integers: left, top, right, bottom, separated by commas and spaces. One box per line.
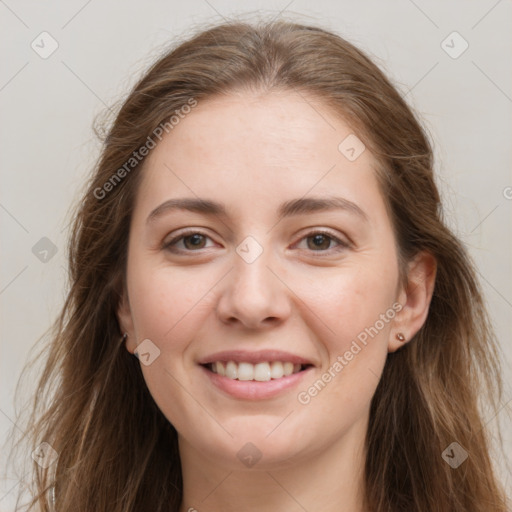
9, 18, 509, 511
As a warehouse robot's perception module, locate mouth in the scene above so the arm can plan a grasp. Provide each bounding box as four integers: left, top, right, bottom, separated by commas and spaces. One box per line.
202, 361, 313, 381
197, 350, 315, 400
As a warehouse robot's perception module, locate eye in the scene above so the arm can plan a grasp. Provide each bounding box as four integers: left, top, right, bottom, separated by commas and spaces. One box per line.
163, 229, 350, 255
295, 230, 349, 253
163, 230, 215, 253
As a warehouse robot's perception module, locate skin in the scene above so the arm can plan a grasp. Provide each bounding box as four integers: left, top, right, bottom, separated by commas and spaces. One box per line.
117, 90, 436, 512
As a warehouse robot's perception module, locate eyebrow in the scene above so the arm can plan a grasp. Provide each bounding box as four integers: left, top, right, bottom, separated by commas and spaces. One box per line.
146, 196, 368, 224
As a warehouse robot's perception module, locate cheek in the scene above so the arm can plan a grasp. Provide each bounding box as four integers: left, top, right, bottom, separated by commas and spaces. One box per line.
293, 264, 398, 409
129, 265, 211, 345
125, 263, 212, 426
290, 269, 397, 432
297, 262, 398, 349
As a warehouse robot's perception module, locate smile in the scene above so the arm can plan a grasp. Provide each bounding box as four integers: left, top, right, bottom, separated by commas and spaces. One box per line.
206, 361, 309, 381
198, 349, 315, 399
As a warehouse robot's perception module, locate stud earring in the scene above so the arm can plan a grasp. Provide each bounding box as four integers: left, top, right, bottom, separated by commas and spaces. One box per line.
122, 332, 128, 342
396, 332, 406, 342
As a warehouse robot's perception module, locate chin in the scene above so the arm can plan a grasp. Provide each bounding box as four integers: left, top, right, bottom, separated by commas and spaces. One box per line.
192, 424, 313, 471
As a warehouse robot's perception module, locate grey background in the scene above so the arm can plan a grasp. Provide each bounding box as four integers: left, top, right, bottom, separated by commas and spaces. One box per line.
1, 0, 511, 508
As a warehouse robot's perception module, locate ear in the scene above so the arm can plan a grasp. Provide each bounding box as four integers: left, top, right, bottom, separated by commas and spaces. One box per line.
389, 251, 437, 352
116, 289, 137, 354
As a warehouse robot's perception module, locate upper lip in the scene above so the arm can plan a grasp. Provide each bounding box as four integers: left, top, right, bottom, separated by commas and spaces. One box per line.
197, 349, 315, 366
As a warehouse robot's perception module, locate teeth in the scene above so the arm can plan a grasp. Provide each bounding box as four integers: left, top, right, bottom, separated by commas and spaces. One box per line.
254, 362, 271, 381
210, 361, 305, 381
238, 362, 254, 381
283, 362, 294, 376
270, 361, 284, 379
216, 361, 226, 376
225, 361, 238, 379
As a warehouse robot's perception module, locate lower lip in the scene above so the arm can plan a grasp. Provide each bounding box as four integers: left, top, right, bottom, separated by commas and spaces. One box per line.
200, 365, 313, 400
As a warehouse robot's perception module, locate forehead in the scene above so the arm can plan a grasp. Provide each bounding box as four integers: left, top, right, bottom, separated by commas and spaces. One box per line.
134, 91, 386, 223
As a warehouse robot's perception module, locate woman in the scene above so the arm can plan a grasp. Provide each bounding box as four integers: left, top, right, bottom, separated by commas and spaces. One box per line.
11, 18, 508, 511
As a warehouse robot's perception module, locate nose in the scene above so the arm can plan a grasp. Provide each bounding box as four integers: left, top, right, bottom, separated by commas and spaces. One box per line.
216, 242, 291, 330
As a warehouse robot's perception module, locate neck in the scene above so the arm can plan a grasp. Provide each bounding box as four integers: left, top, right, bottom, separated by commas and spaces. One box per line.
177, 415, 368, 512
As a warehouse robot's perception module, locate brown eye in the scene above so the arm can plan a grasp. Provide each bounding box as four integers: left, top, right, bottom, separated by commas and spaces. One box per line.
306, 234, 332, 251
295, 230, 350, 254
182, 234, 207, 250
163, 231, 214, 253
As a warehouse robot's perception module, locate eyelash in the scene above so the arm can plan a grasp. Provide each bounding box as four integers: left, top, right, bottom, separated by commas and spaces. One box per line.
162, 229, 350, 256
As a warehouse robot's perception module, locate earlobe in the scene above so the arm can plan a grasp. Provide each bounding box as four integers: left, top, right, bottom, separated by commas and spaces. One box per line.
121, 332, 136, 354
116, 291, 136, 354
388, 251, 437, 353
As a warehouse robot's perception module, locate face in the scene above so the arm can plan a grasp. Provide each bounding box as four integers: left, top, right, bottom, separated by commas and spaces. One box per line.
118, 90, 410, 470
